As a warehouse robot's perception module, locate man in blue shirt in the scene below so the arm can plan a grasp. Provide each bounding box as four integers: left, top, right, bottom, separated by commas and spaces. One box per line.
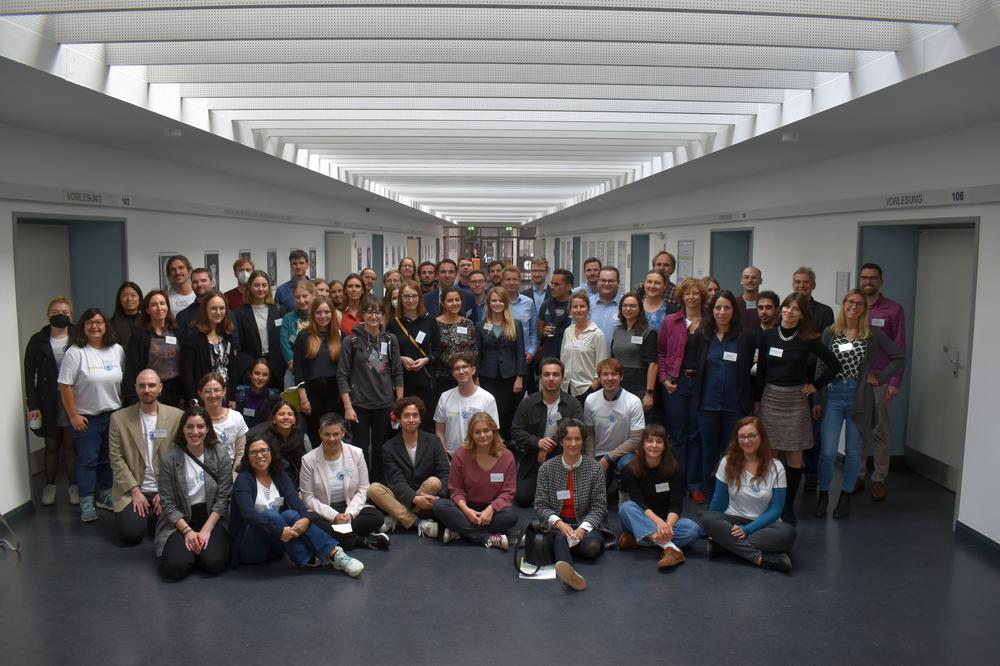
468, 270, 489, 323
537, 268, 574, 360
576, 257, 602, 298
503, 266, 538, 368
424, 259, 476, 317
274, 249, 310, 312
589, 267, 621, 356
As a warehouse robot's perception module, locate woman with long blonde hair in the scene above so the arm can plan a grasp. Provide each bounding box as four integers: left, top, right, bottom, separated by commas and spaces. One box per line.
476, 286, 526, 440
293, 296, 343, 444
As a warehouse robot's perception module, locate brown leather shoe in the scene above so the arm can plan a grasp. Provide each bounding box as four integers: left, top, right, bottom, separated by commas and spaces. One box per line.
657, 548, 685, 569
555, 561, 587, 591
871, 481, 887, 502
617, 532, 638, 550
854, 478, 866, 494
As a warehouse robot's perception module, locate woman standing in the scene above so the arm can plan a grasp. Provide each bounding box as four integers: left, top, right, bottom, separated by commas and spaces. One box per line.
560, 291, 608, 404
234, 360, 282, 429
387, 280, 439, 432
229, 438, 363, 576
155, 405, 232, 579
754, 292, 841, 524
434, 286, 479, 393
124, 290, 183, 408
693, 290, 755, 503
313, 279, 330, 299
701, 276, 721, 302
58, 308, 125, 522
246, 400, 310, 485
328, 280, 345, 311
813, 289, 904, 519
640, 270, 671, 333
338, 296, 404, 483
398, 256, 417, 283
340, 273, 366, 336
657, 277, 708, 502
24, 296, 77, 506
534, 418, 609, 591
382, 270, 402, 298
279, 280, 316, 389
383, 286, 401, 324
609, 292, 657, 413
109, 281, 143, 349
233, 270, 286, 390
294, 296, 343, 444
699, 417, 796, 573
432, 412, 517, 549
196, 373, 249, 476
180, 292, 238, 404
618, 425, 701, 569
476, 287, 526, 441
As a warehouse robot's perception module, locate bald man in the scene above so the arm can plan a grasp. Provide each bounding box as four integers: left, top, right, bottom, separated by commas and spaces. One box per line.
734, 266, 763, 328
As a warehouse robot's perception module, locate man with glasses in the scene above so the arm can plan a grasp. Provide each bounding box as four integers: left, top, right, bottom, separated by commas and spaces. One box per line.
589, 267, 622, 355
523, 256, 551, 313
433, 353, 499, 455
858, 263, 906, 501
468, 270, 489, 323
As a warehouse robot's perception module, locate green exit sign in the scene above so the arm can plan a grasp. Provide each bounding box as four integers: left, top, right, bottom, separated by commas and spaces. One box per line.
505, 225, 513, 231
467, 225, 475, 231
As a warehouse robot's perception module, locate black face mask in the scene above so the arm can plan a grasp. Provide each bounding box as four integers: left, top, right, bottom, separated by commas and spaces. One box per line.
49, 314, 72, 328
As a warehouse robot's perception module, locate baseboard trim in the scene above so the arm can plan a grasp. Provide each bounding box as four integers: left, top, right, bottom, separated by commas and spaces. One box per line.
955, 521, 1000, 558
1, 500, 34, 525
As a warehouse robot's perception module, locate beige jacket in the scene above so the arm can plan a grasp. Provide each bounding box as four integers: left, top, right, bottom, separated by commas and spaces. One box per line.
109, 403, 184, 512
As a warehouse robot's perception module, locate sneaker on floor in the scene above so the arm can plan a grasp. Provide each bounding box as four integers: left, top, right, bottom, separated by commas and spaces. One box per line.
706, 539, 721, 559
80, 498, 98, 523
657, 547, 685, 569
484, 533, 508, 550
68, 485, 80, 505
362, 532, 391, 550
760, 552, 793, 574
95, 490, 113, 511
442, 528, 460, 544
616, 532, 638, 551
41, 484, 57, 506
417, 519, 439, 539
555, 561, 587, 591
327, 547, 364, 577
379, 515, 398, 534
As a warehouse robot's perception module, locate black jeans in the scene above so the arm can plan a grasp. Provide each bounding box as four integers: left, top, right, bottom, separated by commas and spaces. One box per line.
479, 375, 518, 442
305, 376, 343, 445
312, 505, 385, 550
551, 522, 604, 565
352, 406, 392, 483
432, 499, 518, 544
160, 503, 229, 580
115, 493, 157, 546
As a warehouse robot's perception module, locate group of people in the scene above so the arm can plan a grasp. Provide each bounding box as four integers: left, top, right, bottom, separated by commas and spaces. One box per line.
24, 247, 906, 589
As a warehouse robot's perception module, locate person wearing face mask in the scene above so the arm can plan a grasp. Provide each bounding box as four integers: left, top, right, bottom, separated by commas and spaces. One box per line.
387, 280, 440, 432
180, 292, 238, 404
124, 290, 184, 408
476, 287, 526, 441
294, 296, 344, 446
225, 257, 255, 310
25, 296, 78, 506
734, 266, 763, 329
109, 281, 143, 349
383, 286, 401, 324
279, 280, 317, 389
235, 360, 283, 429
174, 268, 218, 333
233, 270, 286, 391
247, 400, 311, 485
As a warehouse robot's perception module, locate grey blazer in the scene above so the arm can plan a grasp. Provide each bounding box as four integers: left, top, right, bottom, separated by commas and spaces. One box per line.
534, 455, 610, 535
155, 445, 233, 556
815, 327, 905, 443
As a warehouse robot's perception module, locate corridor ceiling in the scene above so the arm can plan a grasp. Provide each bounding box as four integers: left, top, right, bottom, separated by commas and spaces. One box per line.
1, 2, 996, 226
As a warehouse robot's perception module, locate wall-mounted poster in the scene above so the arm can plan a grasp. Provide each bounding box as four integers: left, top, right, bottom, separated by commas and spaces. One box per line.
677, 240, 695, 281
239, 249, 252, 261
266, 249, 278, 286
204, 251, 219, 286
309, 248, 317, 279
158, 252, 178, 291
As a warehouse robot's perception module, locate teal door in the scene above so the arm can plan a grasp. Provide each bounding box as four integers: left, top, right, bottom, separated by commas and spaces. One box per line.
710, 230, 752, 294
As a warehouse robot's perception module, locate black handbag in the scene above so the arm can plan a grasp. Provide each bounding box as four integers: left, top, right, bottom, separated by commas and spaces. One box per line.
513, 520, 555, 575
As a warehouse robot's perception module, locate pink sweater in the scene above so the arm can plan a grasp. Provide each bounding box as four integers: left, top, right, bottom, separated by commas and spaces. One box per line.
448, 447, 516, 512
657, 310, 689, 384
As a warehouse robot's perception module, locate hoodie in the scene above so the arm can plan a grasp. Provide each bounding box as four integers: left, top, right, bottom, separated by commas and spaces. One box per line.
337, 323, 404, 409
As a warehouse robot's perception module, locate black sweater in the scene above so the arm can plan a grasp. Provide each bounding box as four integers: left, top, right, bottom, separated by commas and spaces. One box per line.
754, 326, 842, 400
386, 314, 439, 393
620, 461, 685, 519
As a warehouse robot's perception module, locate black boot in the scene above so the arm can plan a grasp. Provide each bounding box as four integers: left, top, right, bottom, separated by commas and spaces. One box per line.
814, 491, 829, 518
833, 492, 851, 519
782, 465, 802, 525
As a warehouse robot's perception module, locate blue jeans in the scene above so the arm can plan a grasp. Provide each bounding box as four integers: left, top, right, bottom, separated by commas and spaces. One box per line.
697, 410, 741, 504
238, 509, 340, 567
664, 375, 702, 491
73, 411, 112, 499
819, 379, 864, 492
618, 500, 699, 548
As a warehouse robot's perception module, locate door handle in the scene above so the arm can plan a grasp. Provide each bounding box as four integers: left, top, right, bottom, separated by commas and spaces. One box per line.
950, 351, 963, 377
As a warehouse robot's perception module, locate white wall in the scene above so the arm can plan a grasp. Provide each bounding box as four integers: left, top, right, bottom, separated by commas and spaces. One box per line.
538, 120, 1000, 544
0, 122, 441, 514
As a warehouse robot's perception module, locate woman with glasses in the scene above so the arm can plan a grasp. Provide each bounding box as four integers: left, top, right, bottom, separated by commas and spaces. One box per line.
812, 289, 904, 519
387, 280, 439, 432
338, 295, 404, 483
196, 373, 248, 477
699, 416, 796, 573
609, 292, 658, 414
180, 292, 238, 404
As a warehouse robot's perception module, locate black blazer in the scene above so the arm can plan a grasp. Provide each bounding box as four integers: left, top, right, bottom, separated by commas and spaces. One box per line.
424, 288, 476, 318
690, 329, 757, 416
122, 327, 182, 405
510, 389, 583, 479
477, 321, 526, 379
382, 430, 451, 506
232, 303, 286, 388
174, 301, 200, 334
180, 329, 238, 403
23, 325, 76, 438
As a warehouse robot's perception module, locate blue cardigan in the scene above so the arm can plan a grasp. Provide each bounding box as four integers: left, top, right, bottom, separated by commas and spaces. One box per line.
229, 467, 313, 566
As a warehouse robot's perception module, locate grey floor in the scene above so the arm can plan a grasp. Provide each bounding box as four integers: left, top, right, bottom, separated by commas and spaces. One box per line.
2, 467, 999, 666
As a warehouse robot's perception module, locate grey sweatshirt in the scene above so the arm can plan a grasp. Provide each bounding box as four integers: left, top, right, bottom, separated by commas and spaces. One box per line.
337, 323, 404, 409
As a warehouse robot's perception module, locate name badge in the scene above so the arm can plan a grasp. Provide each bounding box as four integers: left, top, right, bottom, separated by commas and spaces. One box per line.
415, 330, 426, 344
769, 347, 784, 358
872, 318, 885, 327
630, 335, 643, 344
274, 319, 283, 327
337, 470, 353, 480
243, 407, 256, 417
490, 473, 504, 483
556, 489, 571, 500
655, 482, 670, 493
456, 326, 468, 335
151, 429, 167, 439
573, 340, 585, 349
484, 322, 491, 331
380, 342, 388, 355
164, 335, 177, 345
746, 301, 756, 309
838, 342, 855, 352
723, 351, 738, 362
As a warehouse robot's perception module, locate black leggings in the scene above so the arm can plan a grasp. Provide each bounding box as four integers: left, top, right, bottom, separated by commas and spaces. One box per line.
352, 406, 391, 483
44, 427, 75, 485
305, 376, 344, 445
312, 505, 385, 550
479, 376, 519, 442
116, 494, 156, 546
160, 504, 230, 580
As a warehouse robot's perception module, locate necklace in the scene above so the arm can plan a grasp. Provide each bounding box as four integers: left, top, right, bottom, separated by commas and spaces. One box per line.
777, 327, 797, 342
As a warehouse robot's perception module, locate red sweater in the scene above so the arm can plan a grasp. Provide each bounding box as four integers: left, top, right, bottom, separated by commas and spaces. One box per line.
448, 447, 516, 512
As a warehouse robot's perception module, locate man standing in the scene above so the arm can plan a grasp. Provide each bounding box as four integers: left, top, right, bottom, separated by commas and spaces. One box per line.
487, 260, 505, 288
537, 268, 574, 361
589, 267, 622, 355
503, 266, 538, 371
636, 251, 678, 304
424, 259, 476, 317
433, 353, 499, 455
165, 255, 195, 315
510, 358, 583, 507
734, 266, 763, 328
418, 261, 438, 294
523, 256, 551, 313
108, 369, 183, 545
468, 270, 489, 323
225, 256, 255, 310
174, 268, 217, 331
274, 249, 310, 312
859, 263, 906, 501
576, 258, 602, 298
456, 257, 475, 291
583, 358, 645, 471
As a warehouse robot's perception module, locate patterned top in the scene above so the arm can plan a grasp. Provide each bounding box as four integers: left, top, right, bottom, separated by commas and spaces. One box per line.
435, 317, 479, 379
830, 334, 868, 380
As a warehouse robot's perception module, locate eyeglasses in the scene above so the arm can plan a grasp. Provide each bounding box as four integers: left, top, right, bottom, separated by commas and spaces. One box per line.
401, 294, 420, 300
737, 433, 760, 441
452, 365, 473, 372
845, 300, 865, 308
248, 449, 270, 458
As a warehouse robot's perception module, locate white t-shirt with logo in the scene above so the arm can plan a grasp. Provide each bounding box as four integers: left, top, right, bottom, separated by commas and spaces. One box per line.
184, 453, 207, 506
715, 457, 787, 520
433, 386, 499, 453
212, 409, 249, 464
325, 457, 346, 507
543, 397, 562, 438
583, 388, 645, 456
139, 410, 159, 493
57, 344, 125, 415
254, 478, 284, 513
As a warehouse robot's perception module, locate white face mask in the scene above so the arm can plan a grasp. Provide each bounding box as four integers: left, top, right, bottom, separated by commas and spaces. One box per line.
237, 270, 252, 285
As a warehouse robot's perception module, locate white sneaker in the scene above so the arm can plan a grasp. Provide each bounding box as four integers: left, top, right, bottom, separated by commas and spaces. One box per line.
417, 519, 439, 539
379, 515, 398, 534
442, 528, 461, 544
484, 533, 509, 551
41, 484, 57, 506
328, 547, 364, 578
68, 485, 80, 505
